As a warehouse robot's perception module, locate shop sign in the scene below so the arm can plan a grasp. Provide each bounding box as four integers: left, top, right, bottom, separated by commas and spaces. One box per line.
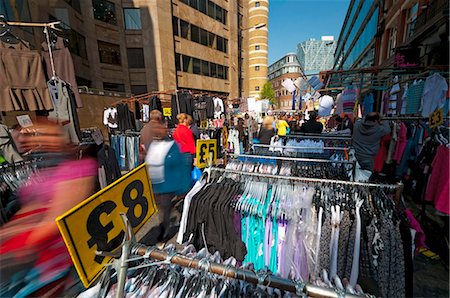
56, 164, 156, 288
196, 139, 217, 169
394, 47, 419, 68
163, 108, 172, 116
429, 108, 444, 129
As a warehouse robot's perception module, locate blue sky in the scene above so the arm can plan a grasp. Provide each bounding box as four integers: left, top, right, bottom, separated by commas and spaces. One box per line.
268, 0, 351, 64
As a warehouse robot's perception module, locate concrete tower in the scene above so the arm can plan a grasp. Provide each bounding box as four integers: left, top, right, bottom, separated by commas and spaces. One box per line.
247, 0, 269, 99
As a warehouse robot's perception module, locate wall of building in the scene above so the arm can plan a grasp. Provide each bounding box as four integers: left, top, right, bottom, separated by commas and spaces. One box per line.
247, 0, 269, 99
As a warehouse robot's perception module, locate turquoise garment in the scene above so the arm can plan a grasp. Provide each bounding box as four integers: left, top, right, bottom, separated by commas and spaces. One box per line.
269, 198, 280, 273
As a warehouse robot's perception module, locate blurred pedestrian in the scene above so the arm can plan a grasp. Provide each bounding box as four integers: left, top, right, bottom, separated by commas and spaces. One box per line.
173, 113, 196, 155
258, 117, 275, 145
0, 121, 97, 297
140, 110, 168, 160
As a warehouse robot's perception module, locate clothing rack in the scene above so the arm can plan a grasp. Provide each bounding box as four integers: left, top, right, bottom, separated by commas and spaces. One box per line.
0, 158, 41, 170
381, 116, 450, 121
106, 214, 365, 298
0, 18, 61, 29
253, 144, 351, 151
130, 244, 364, 298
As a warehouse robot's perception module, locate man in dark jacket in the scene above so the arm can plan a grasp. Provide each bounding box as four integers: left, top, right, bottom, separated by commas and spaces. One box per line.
300, 111, 323, 134
352, 112, 391, 171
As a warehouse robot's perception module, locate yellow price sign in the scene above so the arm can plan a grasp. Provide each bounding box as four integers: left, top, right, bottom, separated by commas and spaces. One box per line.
56, 164, 156, 288
429, 108, 444, 129
163, 108, 172, 116
200, 120, 208, 129
196, 139, 217, 168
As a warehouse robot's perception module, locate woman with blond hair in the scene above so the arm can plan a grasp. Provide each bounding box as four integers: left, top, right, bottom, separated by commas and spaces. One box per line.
172, 113, 196, 155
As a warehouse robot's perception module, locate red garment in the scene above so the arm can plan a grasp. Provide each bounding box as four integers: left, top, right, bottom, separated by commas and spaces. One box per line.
373, 134, 391, 172
173, 124, 196, 154
393, 122, 407, 162
425, 145, 450, 214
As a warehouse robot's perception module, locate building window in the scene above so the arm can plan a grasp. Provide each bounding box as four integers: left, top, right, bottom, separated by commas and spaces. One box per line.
387, 27, 397, 57
210, 62, 217, 78
180, 20, 190, 39
201, 60, 210, 76
76, 76, 91, 87
192, 58, 201, 74
198, 0, 207, 13
98, 41, 121, 65
103, 82, 125, 92
127, 48, 145, 68
92, 0, 117, 25
255, 66, 260, 71
405, 3, 418, 39
208, 32, 215, 47
175, 53, 181, 71
200, 28, 208, 46
68, 29, 88, 59
123, 8, 141, 30
255, 86, 260, 91
172, 17, 179, 36
255, 2, 261, 7
191, 25, 200, 43
131, 85, 147, 95
63, 0, 81, 13
189, 0, 198, 9
255, 45, 260, 50
182, 55, 192, 72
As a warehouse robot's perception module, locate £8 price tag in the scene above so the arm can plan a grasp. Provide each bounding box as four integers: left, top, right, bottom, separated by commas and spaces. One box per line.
56, 164, 156, 288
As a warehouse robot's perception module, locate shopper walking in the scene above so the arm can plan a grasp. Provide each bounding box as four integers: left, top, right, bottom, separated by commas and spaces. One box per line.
258, 117, 275, 145
300, 111, 323, 134
276, 115, 290, 136
140, 110, 168, 158
173, 113, 196, 155
352, 112, 391, 171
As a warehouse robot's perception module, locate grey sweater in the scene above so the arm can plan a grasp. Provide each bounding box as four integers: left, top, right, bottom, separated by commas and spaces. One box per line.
352, 120, 391, 158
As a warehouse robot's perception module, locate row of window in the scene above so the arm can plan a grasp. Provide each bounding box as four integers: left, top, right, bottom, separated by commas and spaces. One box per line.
173, 17, 228, 53
175, 53, 229, 80
179, 0, 227, 25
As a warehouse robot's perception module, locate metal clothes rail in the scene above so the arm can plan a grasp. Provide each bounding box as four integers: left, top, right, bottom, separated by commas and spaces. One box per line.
237, 154, 355, 165
253, 144, 350, 151
287, 133, 352, 140
211, 167, 400, 189
129, 244, 365, 298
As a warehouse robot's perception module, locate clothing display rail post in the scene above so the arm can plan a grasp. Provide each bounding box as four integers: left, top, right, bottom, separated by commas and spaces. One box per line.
252, 144, 351, 151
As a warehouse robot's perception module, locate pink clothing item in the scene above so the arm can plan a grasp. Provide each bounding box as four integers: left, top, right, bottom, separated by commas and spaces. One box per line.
404, 208, 426, 255
19, 158, 97, 205
425, 145, 450, 214
393, 123, 407, 162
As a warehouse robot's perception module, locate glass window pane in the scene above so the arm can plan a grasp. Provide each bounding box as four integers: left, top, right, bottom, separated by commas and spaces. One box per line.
127, 48, 145, 68
201, 60, 209, 76
175, 53, 181, 71
92, 0, 117, 25
68, 29, 88, 59
223, 38, 228, 53
224, 66, 228, 80
198, 0, 207, 13
189, 0, 198, 10
215, 6, 223, 23
217, 65, 224, 79
123, 8, 141, 29
131, 85, 147, 95
180, 20, 190, 39
207, 1, 215, 19
182, 55, 192, 72
172, 16, 179, 36
222, 10, 227, 25
103, 82, 125, 92
191, 25, 200, 43
208, 32, 215, 47
210, 62, 217, 78
200, 28, 208, 46
192, 58, 201, 74
216, 36, 224, 52
98, 41, 121, 65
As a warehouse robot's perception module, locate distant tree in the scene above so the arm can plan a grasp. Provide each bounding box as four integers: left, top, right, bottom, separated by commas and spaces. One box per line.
259, 82, 276, 105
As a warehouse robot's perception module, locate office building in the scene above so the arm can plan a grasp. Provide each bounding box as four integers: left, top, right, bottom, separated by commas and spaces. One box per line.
2, 0, 258, 99
268, 53, 305, 109
297, 36, 336, 75
333, 1, 380, 70
247, 0, 269, 99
